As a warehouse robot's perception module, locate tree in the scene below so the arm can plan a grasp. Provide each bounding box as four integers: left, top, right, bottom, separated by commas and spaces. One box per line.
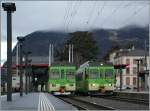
61, 31, 99, 67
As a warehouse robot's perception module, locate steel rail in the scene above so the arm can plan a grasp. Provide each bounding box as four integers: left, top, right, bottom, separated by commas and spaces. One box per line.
58, 96, 115, 110
99, 96, 149, 105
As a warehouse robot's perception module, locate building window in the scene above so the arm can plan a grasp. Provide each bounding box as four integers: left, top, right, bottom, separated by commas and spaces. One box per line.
126, 77, 130, 85
126, 68, 130, 74
126, 59, 130, 64
133, 59, 137, 64
133, 67, 137, 74
140, 67, 144, 71
133, 77, 136, 85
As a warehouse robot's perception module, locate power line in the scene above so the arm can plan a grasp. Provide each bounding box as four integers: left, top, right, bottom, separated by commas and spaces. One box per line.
89, 1, 106, 30
121, 5, 147, 26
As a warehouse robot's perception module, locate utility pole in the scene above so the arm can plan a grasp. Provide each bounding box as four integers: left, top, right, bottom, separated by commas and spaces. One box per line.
136, 59, 142, 92
71, 44, 74, 63
119, 68, 122, 91
49, 43, 52, 66
16, 43, 19, 76
2, 2, 16, 101
144, 40, 147, 71
25, 53, 28, 94
52, 44, 54, 63
28, 59, 32, 92
69, 44, 71, 63
17, 37, 25, 97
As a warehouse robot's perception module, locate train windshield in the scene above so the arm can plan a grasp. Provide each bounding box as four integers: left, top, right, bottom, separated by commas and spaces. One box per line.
66, 71, 74, 79
50, 70, 60, 79
89, 69, 99, 79
105, 69, 113, 78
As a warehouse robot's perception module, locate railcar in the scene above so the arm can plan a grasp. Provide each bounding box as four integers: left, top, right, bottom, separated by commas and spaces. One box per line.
76, 61, 115, 95
47, 63, 76, 95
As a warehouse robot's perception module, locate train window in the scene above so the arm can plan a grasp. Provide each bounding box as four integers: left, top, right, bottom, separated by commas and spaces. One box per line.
67, 71, 74, 79
105, 69, 113, 78
89, 69, 99, 79
50, 71, 60, 79
61, 69, 65, 79
13, 78, 16, 80
99, 70, 104, 78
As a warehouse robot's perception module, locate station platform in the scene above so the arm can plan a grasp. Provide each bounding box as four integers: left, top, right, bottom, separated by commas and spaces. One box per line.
1, 92, 77, 111
114, 90, 149, 100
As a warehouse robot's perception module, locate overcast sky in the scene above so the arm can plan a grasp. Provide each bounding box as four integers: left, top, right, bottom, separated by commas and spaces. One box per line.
1, 1, 149, 65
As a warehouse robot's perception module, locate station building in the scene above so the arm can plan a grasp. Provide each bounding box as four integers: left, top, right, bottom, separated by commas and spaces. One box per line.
109, 49, 149, 91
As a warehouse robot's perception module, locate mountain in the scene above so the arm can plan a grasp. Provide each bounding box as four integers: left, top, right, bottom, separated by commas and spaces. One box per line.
12, 25, 149, 61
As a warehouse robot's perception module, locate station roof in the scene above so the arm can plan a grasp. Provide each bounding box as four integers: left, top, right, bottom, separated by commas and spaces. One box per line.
115, 49, 149, 58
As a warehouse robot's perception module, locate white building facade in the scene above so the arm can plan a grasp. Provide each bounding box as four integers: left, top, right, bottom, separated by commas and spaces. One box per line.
109, 49, 149, 90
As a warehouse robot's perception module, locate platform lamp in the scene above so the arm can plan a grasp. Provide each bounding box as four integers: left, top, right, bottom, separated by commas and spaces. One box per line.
17, 37, 25, 97
114, 64, 129, 91
2, 2, 16, 101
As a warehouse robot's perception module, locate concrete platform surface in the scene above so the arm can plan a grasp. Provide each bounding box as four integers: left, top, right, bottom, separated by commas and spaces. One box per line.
1, 92, 77, 111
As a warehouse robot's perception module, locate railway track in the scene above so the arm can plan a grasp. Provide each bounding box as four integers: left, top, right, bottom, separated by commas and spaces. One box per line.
100, 96, 149, 105
58, 96, 115, 110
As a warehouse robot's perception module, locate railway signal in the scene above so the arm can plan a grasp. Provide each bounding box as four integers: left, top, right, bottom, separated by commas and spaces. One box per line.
2, 2, 16, 101
114, 64, 129, 91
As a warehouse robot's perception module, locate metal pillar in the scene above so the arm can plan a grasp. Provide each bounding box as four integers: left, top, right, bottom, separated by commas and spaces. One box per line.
71, 44, 74, 63
6, 11, 12, 101
119, 68, 122, 91
19, 43, 23, 96
136, 59, 142, 92
2, 3, 16, 101
49, 44, 52, 66
25, 54, 28, 94
69, 44, 71, 63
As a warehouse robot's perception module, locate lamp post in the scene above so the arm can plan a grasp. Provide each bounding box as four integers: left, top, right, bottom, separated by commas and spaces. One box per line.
2, 2, 16, 101
17, 37, 25, 97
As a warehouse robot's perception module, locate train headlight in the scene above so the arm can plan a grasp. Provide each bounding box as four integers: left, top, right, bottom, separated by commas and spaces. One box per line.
108, 84, 112, 86
91, 84, 96, 87
52, 84, 56, 87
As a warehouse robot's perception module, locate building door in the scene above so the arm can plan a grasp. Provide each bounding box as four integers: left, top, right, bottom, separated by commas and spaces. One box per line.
133, 77, 136, 86
126, 77, 130, 86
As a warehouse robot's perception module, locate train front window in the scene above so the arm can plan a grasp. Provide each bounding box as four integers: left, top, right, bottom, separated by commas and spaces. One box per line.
105, 69, 113, 78
89, 69, 99, 79
67, 71, 74, 79
50, 70, 60, 79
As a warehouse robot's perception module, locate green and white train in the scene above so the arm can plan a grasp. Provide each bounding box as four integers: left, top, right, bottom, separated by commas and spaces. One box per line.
47, 63, 76, 95
47, 61, 116, 95
76, 61, 115, 95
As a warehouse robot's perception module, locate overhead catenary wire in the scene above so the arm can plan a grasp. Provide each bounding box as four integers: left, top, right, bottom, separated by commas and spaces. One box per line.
66, 1, 79, 32
121, 4, 148, 26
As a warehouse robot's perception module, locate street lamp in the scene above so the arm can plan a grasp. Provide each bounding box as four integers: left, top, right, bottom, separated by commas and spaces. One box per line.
17, 37, 25, 97
2, 2, 16, 101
